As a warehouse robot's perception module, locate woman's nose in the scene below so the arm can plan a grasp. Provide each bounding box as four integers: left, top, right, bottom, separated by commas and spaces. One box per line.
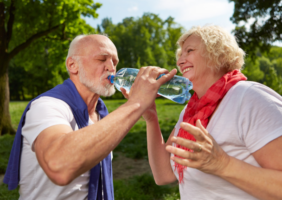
177, 56, 185, 67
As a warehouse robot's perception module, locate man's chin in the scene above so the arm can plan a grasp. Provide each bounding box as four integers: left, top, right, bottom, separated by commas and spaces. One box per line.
100, 87, 116, 97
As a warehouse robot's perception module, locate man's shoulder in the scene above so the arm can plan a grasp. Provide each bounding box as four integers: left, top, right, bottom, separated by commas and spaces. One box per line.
31, 96, 71, 109
28, 96, 74, 121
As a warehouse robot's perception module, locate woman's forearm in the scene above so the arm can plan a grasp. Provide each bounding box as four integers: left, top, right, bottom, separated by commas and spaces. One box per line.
217, 156, 282, 200
146, 117, 177, 185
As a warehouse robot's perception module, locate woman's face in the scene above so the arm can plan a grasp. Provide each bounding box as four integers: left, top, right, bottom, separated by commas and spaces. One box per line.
177, 34, 213, 88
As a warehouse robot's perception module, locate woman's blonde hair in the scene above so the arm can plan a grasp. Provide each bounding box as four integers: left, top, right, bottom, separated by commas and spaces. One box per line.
176, 25, 245, 72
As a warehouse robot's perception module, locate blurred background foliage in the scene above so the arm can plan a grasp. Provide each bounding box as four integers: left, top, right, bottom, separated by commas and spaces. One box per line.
8, 11, 282, 100
8, 12, 185, 100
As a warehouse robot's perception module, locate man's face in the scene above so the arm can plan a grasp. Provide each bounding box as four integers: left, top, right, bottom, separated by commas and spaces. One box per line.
77, 36, 119, 97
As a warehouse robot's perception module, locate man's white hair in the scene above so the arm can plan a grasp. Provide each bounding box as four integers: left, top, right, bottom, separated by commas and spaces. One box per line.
65, 34, 109, 74
65, 35, 87, 74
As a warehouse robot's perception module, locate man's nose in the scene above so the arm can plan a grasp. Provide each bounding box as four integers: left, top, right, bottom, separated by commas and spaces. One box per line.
105, 60, 116, 72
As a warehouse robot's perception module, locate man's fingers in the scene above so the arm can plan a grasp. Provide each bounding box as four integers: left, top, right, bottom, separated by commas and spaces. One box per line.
156, 68, 177, 85
141, 66, 170, 79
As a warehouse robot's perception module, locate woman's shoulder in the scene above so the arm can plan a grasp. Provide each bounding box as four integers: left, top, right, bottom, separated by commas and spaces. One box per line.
226, 81, 282, 112
228, 81, 281, 100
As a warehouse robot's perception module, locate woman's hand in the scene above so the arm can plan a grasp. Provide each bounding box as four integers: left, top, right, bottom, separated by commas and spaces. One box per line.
120, 87, 129, 99
121, 86, 159, 122
165, 119, 230, 176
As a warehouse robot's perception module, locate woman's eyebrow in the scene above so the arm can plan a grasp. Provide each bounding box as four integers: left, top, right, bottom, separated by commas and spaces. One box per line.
184, 45, 194, 51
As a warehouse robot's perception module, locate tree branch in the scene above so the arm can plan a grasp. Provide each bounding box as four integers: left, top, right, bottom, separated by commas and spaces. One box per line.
7, 0, 15, 44
8, 24, 61, 59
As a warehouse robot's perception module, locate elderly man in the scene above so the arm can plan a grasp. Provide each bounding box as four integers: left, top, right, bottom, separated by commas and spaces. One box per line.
4, 34, 176, 200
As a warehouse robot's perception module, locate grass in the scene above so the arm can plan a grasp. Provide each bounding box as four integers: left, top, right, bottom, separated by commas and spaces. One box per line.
9, 101, 29, 130
2, 98, 184, 199
114, 174, 180, 200
111, 99, 185, 159
0, 135, 15, 174
0, 184, 19, 200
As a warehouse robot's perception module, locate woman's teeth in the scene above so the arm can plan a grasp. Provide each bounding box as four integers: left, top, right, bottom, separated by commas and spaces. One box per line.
182, 68, 191, 73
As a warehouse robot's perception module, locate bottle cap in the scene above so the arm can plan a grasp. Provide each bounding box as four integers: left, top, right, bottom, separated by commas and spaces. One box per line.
107, 75, 115, 84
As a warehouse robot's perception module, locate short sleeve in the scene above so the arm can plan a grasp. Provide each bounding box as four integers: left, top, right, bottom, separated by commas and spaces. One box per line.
239, 83, 282, 153
174, 105, 187, 136
22, 97, 74, 148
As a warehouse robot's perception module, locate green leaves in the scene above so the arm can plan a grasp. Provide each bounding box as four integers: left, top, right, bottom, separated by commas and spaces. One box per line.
242, 46, 282, 94
4, 0, 101, 100
99, 13, 184, 73
230, 0, 282, 59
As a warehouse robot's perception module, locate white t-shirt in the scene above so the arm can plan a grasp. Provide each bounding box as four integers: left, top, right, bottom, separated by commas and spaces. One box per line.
171, 81, 282, 200
20, 97, 94, 200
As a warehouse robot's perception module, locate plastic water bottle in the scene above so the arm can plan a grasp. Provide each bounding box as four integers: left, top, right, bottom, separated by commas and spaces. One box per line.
107, 68, 193, 104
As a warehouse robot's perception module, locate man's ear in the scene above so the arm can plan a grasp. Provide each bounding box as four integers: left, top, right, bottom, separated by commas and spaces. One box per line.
66, 57, 79, 74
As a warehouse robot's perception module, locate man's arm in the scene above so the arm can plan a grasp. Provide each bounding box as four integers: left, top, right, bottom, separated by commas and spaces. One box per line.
34, 67, 177, 186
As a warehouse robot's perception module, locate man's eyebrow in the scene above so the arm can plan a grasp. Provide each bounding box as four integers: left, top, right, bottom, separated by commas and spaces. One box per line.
94, 53, 109, 56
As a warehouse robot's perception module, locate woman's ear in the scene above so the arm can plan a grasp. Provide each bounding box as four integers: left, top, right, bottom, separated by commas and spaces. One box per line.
66, 57, 79, 75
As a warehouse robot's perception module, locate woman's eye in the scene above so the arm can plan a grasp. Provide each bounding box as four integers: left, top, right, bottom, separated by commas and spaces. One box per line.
187, 49, 193, 53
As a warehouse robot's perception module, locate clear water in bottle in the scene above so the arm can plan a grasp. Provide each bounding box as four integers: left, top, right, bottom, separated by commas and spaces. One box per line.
108, 68, 193, 104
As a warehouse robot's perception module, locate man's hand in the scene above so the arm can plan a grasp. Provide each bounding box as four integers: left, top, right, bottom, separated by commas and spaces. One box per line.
121, 67, 177, 121
126, 67, 177, 111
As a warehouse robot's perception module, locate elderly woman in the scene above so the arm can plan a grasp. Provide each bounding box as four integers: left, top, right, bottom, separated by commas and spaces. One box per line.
142, 25, 282, 199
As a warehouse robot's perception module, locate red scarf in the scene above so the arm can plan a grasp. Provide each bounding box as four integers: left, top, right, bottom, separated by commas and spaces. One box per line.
175, 70, 247, 183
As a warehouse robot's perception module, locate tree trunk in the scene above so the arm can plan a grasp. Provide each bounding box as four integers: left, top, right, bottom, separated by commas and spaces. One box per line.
0, 61, 15, 135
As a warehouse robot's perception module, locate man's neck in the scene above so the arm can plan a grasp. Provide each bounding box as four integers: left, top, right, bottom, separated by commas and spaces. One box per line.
70, 77, 100, 116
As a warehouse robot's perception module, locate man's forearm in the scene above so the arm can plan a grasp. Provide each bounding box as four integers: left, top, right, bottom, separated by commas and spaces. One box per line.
43, 100, 146, 184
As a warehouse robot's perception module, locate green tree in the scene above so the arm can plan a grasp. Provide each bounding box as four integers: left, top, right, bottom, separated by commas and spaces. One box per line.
263, 66, 282, 94
242, 57, 264, 82
0, 0, 101, 135
230, 0, 282, 59
268, 46, 282, 76
242, 46, 282, 95
99, 13, 184, 72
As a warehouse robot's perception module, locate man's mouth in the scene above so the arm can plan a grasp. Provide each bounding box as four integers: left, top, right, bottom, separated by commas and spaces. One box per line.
101, 72, 114, 82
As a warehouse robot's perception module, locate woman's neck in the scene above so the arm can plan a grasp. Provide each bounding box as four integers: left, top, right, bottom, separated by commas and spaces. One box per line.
193, 70, 226, 99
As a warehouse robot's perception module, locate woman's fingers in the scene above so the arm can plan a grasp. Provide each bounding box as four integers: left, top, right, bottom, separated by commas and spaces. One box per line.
180, 122, 207, 142
166, 145, 200, 160
168, 121, 230, 175
196, 119, 209, 136
170, 136, 204, 153
120, 87, 129, 99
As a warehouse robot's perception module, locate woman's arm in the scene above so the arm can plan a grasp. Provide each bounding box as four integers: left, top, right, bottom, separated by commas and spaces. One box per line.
143, 103, 177, 185
166, 120, 282, 200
